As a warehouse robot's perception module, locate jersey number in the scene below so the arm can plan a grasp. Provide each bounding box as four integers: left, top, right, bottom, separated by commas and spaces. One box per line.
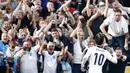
94, 53, 104, 66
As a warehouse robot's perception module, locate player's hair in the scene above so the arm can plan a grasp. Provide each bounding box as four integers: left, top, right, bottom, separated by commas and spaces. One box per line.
95, 32, 105, 45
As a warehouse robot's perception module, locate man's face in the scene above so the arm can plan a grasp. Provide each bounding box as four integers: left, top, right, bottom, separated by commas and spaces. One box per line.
58, 15, 64, 23
2, 21, 11, 31
79, 32, 85, 41
116, 49, 122, 59
47, 44, 55, 54
17, 11, 25, 19
115, 12, 121, 22
5, 4, 12, 12
88, 42, 95, 47
51, 31, 59, 39
74, 13, 79, 19
112, 2, 119, 10
23, 42, 31, 50
1, 33, 8, 43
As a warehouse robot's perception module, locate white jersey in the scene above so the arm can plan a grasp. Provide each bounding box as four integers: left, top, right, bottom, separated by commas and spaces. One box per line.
6, 46, 20, 62
15, 46, 38, 73
6, 46, 20, 57
81, 46, 117, 73
43, 51, 60, 73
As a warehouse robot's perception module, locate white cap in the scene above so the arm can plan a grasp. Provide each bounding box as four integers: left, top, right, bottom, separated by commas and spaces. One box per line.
73, 10, 79, 15
98, 1, 105, 7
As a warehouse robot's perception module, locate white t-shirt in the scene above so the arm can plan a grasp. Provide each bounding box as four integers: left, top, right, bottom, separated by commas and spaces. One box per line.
15, 46, 38, 73
103, 14, 128, 37
43, 51, 60, 73
81, 46, 117, 73
73, 39, 88, 64
6, 46, 20, 57
6, 46, 20, 62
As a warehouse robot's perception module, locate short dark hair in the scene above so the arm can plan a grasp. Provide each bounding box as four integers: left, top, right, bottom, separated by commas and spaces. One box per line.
51, 28, 58, 32
114, 9, 122, 13
95, 32, 105, 45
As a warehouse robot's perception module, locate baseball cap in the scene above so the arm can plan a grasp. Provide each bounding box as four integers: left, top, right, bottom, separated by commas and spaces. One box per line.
73, 10, 79, 15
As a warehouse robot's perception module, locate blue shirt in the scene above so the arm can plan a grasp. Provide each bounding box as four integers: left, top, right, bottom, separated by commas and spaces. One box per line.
0, 40, 8, 66
41, 0, 48, 8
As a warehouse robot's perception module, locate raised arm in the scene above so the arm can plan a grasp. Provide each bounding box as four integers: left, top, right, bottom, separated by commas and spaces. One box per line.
64, 7, 75, 26
23, 0, 32, 20
86, 10, 101, 39
59, 17, 73, 36
70, 23, 79, 38
0, 0, 10, 6
86, 20, 94, 39
81, 0, 91, 16
57, 47, 64, 63
43, 20, 56, 33
115, 0, 130, 14
57, 0, 72, 12
103, 0, 109, 17
12, 1, 22, 17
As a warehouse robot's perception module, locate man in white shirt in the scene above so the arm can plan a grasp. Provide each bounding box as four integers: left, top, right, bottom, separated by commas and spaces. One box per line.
100, 9, 129, 54
15, 40, 40, 73
40, 42, 63, 73
81, 33, 117, 73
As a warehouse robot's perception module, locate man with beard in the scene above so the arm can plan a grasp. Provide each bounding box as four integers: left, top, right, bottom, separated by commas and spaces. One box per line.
15, 39, 40, 73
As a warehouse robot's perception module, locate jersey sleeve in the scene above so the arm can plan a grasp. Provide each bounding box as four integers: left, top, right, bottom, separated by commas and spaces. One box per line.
106, 51, 117, 64
81, 48, 92, 68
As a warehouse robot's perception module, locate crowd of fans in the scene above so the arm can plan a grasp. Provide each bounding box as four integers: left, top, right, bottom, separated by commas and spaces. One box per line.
0, 0, 130, 73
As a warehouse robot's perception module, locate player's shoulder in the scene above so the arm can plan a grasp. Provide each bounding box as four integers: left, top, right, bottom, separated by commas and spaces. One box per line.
88, 46, 97, 49
87, 46, 98, 52
94, 46, 108, 53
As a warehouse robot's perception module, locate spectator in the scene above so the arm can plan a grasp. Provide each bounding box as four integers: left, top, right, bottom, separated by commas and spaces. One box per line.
14, 39, 41, 73
0, 21, 11, 40
6, 41, 20, 73
108, 47, 130, 73
100, 9, 129, 54
39, 42, 64, 73
0, 33, 9, 73
70, 20, 89, 73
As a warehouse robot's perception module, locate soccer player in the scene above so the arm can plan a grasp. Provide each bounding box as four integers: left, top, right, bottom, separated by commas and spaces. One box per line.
81, 33, 117, 73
